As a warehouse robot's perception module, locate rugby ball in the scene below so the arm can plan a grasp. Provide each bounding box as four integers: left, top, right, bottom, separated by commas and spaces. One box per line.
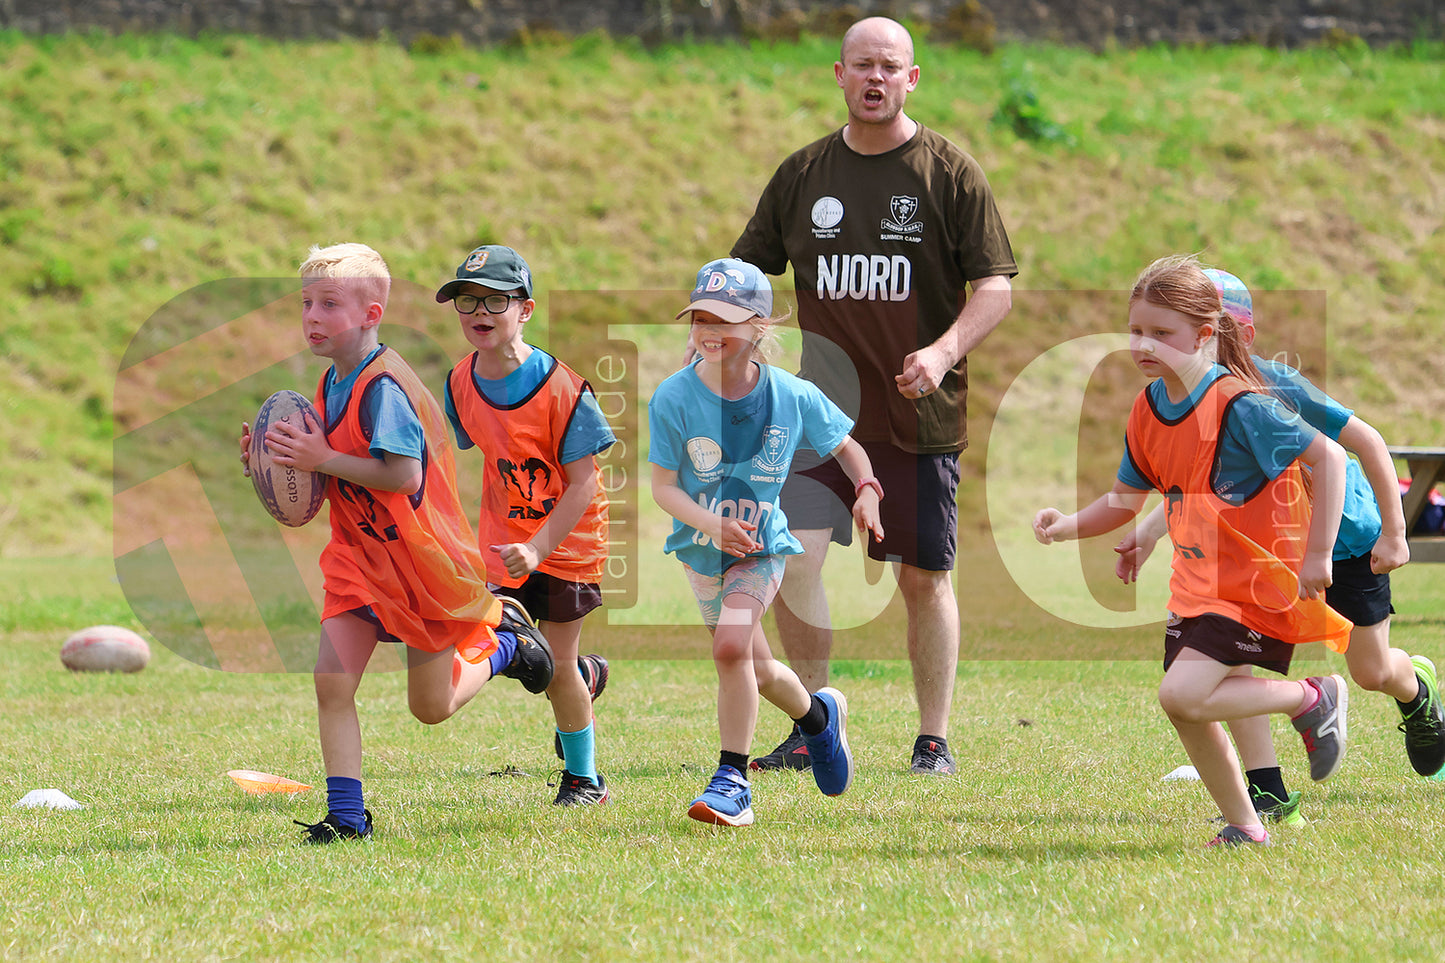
249, 390, 327, 527
61, 625, 151, 673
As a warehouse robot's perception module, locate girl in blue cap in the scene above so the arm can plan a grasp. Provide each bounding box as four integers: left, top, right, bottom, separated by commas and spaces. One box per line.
649, 257, 883, 826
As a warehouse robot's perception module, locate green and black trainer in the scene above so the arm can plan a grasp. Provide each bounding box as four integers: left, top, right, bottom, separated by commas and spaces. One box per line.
1400, 655, 1445, 777
1250, 788, 1305, 827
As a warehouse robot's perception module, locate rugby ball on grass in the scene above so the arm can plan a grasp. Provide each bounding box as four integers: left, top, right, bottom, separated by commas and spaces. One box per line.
61, 625, 151, 673
249, 390, 327, 527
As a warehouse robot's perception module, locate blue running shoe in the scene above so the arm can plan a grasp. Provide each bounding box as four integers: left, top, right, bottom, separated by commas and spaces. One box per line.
687, 765, 754, 827
802, 687, 854, 796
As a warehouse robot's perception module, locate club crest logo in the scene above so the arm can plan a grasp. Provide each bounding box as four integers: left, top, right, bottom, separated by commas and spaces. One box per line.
881, 194, 923, 235
754, 425, 790, 473
464, 250, 490, 271
686, 436, 723, 474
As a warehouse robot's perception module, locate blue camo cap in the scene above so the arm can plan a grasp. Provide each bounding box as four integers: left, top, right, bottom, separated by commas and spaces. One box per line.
1202, 268, 1254, 333
675, 257, 772, 324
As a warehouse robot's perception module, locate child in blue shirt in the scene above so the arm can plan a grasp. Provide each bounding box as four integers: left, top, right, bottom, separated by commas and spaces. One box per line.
649, 258, 883, 826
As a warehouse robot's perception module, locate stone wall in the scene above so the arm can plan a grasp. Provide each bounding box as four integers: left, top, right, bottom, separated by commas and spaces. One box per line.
0, 0, 1439, 48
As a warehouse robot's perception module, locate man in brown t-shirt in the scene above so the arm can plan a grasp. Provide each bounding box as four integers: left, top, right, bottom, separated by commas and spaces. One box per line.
732, 16, 1017, 775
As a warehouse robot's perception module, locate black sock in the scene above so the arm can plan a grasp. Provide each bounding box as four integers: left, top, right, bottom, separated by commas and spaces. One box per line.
720, 750, 749, 773
794, 694, 828, 737
1398, 674, 1428, 716
1245, 767, 1289, 803
914, 734, 948, 751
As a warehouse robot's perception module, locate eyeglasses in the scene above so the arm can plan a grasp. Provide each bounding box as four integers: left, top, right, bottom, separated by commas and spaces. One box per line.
453, 293, 523, 315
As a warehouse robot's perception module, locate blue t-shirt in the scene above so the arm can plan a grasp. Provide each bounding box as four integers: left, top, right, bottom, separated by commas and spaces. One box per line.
324, 344, 425, 461
444, 347, 616, 464
1118, 364, 1317, 504
1254, 357, 1380, 559
649, 360, 853, 577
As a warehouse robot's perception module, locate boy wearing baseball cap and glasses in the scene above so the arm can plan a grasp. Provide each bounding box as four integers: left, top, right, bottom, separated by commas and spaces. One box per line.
439, 245, 617, 806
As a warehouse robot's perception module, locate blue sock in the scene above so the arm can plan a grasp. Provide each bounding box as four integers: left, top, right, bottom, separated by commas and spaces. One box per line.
325, 776, 365, 831
557, 723, 597, 781
487, 628, 519, 677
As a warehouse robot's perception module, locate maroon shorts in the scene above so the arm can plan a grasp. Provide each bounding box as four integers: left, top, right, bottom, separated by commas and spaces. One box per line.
489, 571, 602, 624
1162, 612, 1294, 676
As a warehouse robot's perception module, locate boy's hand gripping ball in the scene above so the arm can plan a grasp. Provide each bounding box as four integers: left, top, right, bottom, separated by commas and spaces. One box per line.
249, 390, 327, 527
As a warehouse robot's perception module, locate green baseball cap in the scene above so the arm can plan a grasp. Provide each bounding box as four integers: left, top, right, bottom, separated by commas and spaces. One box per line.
436, 245, 533, 302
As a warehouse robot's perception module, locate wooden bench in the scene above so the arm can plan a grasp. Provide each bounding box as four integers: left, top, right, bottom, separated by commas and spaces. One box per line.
1390, 446, 1445, 563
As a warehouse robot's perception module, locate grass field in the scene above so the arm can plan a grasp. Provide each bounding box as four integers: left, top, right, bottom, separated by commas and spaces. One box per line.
4, 26, 1445, 963
4, 553, 1445, 962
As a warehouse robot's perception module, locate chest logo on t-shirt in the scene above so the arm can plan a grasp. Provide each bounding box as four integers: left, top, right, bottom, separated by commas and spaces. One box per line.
881, 195, 924, 238
811, 196, 844, 239
754, 425, 791, 474
686, 436, 724, 475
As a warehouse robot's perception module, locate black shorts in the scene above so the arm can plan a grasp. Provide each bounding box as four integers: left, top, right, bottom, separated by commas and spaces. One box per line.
779, 441, 959, 571
1326, 552, 1393, 628
489, 571, 602, 624
1162, 612, 1294, 676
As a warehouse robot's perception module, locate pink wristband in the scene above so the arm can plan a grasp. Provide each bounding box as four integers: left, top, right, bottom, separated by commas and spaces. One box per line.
854, 477, 884, 501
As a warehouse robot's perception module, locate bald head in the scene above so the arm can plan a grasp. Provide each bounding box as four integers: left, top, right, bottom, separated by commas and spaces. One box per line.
834, 15, 920, 151
840, 17, 915, 65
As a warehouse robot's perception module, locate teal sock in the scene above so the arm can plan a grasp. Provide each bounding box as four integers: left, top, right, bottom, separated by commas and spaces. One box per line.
558, 723, 597, 781
487, 628, 518, 677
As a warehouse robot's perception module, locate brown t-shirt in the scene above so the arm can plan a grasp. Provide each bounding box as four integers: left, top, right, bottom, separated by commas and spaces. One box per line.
732, 125, 1017, 454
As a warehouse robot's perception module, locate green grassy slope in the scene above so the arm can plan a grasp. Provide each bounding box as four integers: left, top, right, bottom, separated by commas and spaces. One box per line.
2, 31, 1442, 555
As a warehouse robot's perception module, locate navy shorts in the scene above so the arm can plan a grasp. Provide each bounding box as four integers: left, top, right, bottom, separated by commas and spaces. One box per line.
1325, 552, 1393, 628
351, 605, 403, 644
780, 440, 959, 572
1163, 612, 1294, 676
489, 571, 602, 624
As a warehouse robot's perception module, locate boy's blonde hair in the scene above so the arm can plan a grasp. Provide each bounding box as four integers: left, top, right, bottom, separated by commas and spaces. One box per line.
299, 242, 391, 310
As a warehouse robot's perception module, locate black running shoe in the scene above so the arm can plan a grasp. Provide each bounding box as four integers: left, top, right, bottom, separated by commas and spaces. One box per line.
749, 722, 811, 771
580, 653, 609, 700
1400, 655, 1445, 776
295, 809, 373, 844
555, 654, 610, 759
910, 736, 956, 775
497, 598, 554, 694
553, 771, 610, 807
